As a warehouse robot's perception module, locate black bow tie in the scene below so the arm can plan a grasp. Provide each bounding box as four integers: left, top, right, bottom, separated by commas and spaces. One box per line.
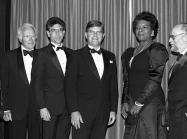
23, 50, 34, 57
56, 46, 65, 51
171, 51, 183, 61
89, 48, 102, 55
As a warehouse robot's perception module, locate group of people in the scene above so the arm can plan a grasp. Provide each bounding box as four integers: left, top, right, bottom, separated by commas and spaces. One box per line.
0, 17, 118, 139
0, 11, 186, 139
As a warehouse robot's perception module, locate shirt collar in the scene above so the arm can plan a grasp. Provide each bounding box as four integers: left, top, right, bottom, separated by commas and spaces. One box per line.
181, 48, 187, 55
51, 42, 63, 48
88, 45, 101, 51
21, 45, 34, 51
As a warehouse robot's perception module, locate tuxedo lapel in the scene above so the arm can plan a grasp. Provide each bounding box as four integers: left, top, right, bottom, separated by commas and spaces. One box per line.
169, 54, 187, 84
47, 45, 64, 78
17, 47, 29, 85
81, 46, 100, 80
101, 49, 109, 80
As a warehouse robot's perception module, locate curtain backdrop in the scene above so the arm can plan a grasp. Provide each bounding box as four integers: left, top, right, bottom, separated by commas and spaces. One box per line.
10, 0, 187, 139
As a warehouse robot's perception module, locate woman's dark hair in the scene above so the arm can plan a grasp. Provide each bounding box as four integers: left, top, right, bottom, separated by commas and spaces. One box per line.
132, 11, 159, 40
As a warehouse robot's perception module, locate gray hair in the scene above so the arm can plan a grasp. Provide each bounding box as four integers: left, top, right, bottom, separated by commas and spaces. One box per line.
17, 23, 37, 43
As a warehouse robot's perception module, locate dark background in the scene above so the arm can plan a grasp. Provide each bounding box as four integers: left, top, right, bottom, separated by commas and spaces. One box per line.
0, 0, 11, 138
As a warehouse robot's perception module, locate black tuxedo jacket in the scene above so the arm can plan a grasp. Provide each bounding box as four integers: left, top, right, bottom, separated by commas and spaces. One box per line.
168, 53, 187, 111
32, 43, 73, 115
65, 46, 118, 120
1, 47, 37, 120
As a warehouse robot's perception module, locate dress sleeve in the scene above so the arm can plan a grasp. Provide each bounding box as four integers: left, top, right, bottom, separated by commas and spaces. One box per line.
136, 43, 169, 104
121, 48, 134, 104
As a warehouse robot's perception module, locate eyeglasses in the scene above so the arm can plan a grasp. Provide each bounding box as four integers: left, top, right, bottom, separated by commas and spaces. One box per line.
23, 35, 36, 39
50, 28, 64, 33
87, 30, 103, 36
169, 33, 186, 40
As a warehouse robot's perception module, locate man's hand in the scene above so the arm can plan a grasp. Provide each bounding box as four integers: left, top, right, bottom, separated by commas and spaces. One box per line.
121, 103, 129, 119
40, 108, 51, 121
71, 111, 84, 130
130, 104, 142, 115
3, 110, 12, 121
108, 111, 116, 126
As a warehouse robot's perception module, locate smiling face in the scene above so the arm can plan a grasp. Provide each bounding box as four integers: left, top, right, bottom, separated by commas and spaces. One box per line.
21, 27, 36, 50
47, 24, 65, 45
135, 20, 154, 42
85, 26, 105, 49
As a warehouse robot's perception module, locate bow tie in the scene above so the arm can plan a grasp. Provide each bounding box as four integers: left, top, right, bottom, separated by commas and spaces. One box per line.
89, 48, 102, 55
56, 46, 65, 51
171, 51, 183, 61
23, 50, 34, 57
51, 44, 64, 51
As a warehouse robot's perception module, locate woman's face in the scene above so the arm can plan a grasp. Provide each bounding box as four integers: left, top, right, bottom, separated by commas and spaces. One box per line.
135, 20, 154, 42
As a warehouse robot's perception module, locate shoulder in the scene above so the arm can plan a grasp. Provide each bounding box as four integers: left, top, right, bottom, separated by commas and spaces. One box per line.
64, 46, 74, 54
148, 42, 169, 61
102, 49, 116, 59
121, 47, 134, 60
149, 42, 167, 52
6, 47, 20, 57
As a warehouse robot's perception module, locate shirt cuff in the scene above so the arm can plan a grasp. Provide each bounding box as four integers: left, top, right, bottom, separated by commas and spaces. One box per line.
135, 101, 144, 107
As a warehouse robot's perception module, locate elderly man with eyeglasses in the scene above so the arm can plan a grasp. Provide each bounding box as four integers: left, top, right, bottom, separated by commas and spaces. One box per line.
168, 23, 187, 139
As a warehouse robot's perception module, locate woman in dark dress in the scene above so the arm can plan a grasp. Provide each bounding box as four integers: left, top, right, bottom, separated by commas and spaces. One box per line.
121, 11, 168, 139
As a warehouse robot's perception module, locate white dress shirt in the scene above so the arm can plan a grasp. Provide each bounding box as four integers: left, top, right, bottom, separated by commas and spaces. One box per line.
51, 42, 67, 75
88, 45, 104, 79
21, 46, 33, 84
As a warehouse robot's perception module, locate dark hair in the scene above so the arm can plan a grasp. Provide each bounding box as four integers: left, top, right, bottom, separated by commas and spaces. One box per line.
86, 20, 104, 33
46, 17, 66, 31
132, 11, 159, 40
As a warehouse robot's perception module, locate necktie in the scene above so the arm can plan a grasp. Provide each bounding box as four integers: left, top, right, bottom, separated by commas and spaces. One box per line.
23, 50, 34, 57
89, 48, 102, 55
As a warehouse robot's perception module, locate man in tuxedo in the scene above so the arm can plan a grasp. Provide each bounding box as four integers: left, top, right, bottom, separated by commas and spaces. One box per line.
32, 17, 72, 139
65, 20, 118, 139
168, 23, 187, 139
1, 23, 40, 139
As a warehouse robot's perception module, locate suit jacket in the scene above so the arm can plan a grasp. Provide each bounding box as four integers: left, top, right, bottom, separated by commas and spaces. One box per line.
32, 43, 73, 115
1, 47, 37, 120
168, 53, 187, 111
65, 46, 118, 120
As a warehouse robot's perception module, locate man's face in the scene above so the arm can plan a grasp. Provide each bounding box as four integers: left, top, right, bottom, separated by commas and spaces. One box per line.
169, 26, 186, 53
85, 26, 105, 48
47, 24, 65, 45
22, 28, 36, 50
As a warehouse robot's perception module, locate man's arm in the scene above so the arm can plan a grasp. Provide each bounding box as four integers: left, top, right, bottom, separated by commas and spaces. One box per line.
65, 52, 83, 129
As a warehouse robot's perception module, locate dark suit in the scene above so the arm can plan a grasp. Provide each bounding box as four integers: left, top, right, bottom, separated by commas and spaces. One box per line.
32, 43, 72, 139
1, 47, 40, 139
168, 53, 187, 139
65, 46, 118, 139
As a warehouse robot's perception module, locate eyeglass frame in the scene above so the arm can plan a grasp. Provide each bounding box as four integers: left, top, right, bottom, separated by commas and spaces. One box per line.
169, 33, 186, 40
87, 30, 104, 36
49, 28, 64, 33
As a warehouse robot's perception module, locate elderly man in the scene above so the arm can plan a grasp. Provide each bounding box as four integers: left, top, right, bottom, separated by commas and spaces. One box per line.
168, 23, 187, 139
1, 23, 40, 139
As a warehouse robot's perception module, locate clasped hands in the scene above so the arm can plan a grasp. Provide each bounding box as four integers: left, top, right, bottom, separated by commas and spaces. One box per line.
121, 102, 142, 119
71, 111, 116, 130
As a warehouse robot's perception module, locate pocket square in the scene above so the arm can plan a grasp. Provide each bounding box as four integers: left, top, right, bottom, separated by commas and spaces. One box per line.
109, 60, 113, 64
